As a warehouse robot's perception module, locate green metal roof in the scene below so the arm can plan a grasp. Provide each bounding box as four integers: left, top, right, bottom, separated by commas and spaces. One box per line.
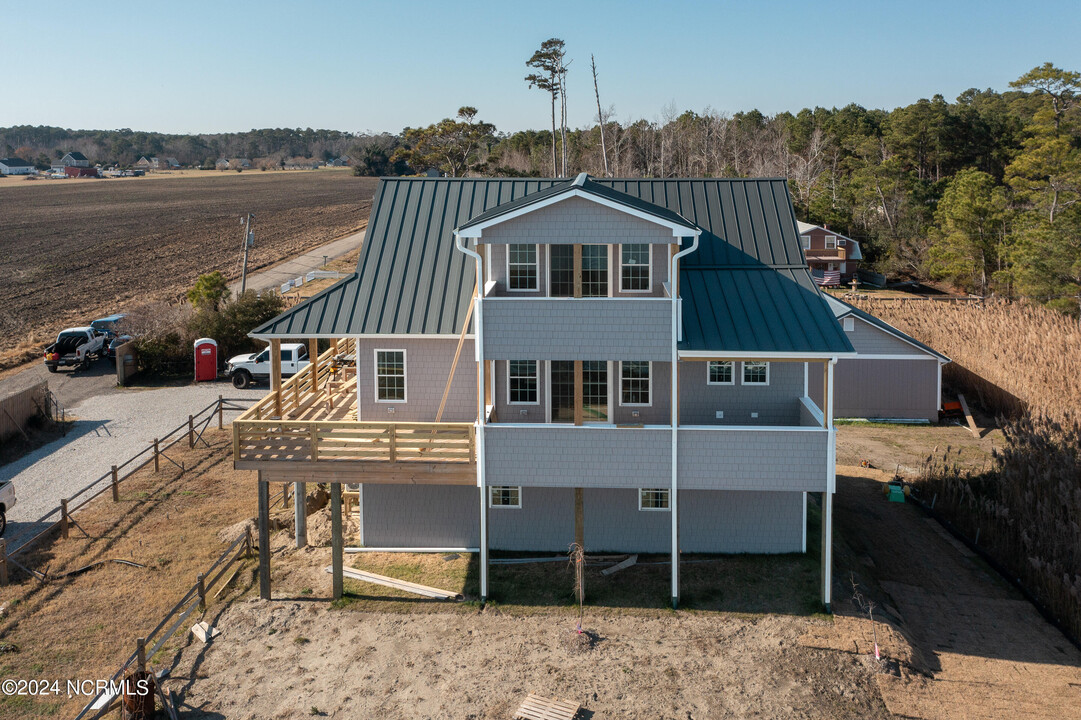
251, 176, 853, 355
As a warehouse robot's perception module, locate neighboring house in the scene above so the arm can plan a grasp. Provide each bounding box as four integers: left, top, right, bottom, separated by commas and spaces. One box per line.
163, 157, 180, 169
64, 166, 100, 178
61, 151, 90, 167
135, 156, 153, 170
136, 156, 180, 170
0, 157, 35, 175
231, 158, 252, 169
797, 221, 862, 286
327, 156, 350, 167
809, 296, 949, 422
215, 158, 230, 170
234, 174, 854, 610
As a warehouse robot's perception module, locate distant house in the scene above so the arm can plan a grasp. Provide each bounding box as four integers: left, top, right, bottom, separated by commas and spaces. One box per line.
327, 156, 350, 167
0, 157, 35, 175
215, 158, 230, 170
61, 151, 90, 168
64, 166, 100, 178
135, 156, 153, 169
163, 157, 180, 169
230, 158, 252, 170
797, 222, 862, 286
423, 168, 442, 177
135, 156, 180, 170
809, 295, 950, 422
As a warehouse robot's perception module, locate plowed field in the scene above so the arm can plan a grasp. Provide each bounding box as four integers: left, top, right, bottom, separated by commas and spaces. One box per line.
0, 170, 377, 355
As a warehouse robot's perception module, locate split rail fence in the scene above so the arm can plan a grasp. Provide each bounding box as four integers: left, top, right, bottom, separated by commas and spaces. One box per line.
0, 396, 253, 583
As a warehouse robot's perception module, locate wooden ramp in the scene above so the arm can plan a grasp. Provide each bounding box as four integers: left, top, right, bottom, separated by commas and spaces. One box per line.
513, 693, 580, 720
323, 566, 462, 600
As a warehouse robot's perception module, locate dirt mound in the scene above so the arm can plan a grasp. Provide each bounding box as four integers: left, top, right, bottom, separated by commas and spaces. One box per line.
305, 505, 359, 547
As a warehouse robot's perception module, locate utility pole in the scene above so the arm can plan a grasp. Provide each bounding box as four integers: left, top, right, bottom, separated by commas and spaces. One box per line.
240, 213, 255, 294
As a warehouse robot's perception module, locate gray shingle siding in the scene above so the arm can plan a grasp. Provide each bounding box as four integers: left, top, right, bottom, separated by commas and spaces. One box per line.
479, 196, 675, 245
846, 318, 927, 355
679, 361, 804, 425
812, 357, 941, 421
355, 338, 476, 422
485, 426, 671, 488
359, 485, 803, 554
678, 428, 828, 491
482, 298, 671, 361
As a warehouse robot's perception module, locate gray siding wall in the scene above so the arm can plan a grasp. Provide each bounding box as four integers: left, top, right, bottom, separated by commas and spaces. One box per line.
485, 426, 671, 488
846, 318, 926, 356
493, 359, 548, 424
680, 490, 803, 553
809, 355, 941, 421
679, 361, 804, 425
362, 485, 480, 547
487, 242, 669, 297
361, 485, 802, 554
678, 428, 828, 491
355, 338, 476, 422
799, 396, 823, 426
479, 195, 675, 245
482, 298, 671, 361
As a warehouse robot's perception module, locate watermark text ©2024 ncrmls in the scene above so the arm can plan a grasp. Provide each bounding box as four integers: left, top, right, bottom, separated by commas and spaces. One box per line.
1, 677, 152, 698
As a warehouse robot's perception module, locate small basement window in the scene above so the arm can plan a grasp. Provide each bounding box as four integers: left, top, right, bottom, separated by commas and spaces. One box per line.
707, 361, 734, 385
639, 488, 670, 511
489, 486, 521, 509
743, 361, 769, 386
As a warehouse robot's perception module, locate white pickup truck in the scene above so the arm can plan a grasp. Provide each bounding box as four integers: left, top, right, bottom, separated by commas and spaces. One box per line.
0, 480, 16, 535
43, 327, 108, 372
226, 343, 310, 389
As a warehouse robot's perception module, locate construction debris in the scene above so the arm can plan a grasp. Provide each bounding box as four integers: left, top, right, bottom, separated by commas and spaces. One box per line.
513, 692, 581, 720
324, 566, 462, 600
601, 554, 638, 576
191, 621, 220, 643
49, 558, 146, 579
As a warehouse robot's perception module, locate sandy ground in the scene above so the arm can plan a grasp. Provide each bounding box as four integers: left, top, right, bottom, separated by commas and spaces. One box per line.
167, 600, 889, 720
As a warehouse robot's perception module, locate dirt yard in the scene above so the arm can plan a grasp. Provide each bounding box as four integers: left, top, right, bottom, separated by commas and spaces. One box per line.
0, 169, 377, 361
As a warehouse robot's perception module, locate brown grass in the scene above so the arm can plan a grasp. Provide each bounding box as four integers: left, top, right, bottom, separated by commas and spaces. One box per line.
0, 430, 255, 719
847, 297, 1081, 642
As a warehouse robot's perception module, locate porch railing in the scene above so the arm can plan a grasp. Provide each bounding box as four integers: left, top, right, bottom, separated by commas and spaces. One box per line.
233, 420, 476, 464
238, 337, 357, 422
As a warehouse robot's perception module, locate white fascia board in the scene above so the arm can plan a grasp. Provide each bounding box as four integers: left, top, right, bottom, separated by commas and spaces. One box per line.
459, 188, 700, 240
678, 351, 856, 360
250, 333, 472, 341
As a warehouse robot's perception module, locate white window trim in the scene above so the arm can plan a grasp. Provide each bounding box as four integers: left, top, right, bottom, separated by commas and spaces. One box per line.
618, 361, 652, 407
843, 317, 855, 332
825, 235, 837, 249
489, 486, 522, 509
581, 244, 612, 298
801, 234, 811, 250
373, 348, 407, 403
507, 360, 540, 405
638, 488, 671, 511
619, 244, 652, 293
742, 361, 770, 386
506, 243, 539, 292
706, 360, 734, 386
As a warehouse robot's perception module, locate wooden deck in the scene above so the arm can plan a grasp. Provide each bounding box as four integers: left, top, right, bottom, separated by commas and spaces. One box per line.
232, 338, 476, 483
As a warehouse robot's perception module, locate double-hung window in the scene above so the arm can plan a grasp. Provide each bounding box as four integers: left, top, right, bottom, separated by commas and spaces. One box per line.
801, 235, 811, 250
507, 244, 538, 291
489, 486, 521, 509
620, 244, 650, 292
508, 360, 538, 404
825, 235, 837, 249
374, 349, 406, 401
742, 361, 769, 386
581, 245, 609, 297
620, 361, 651, 406
639, 488, 670, 511
707, 361, 734, 385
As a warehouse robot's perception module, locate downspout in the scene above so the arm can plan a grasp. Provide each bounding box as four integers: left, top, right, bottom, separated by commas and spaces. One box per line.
669, 232, 699, 609
454, 231, 487, 601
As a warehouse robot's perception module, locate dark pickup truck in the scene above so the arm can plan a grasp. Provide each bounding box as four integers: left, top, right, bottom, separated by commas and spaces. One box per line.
43, 327, 108, 372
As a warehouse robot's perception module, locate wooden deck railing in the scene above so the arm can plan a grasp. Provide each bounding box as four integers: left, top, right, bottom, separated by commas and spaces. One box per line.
233, 420, 476, 465
238, 337, 357, 423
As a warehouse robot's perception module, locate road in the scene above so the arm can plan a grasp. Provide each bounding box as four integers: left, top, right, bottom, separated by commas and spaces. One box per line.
228, 225, 366, 295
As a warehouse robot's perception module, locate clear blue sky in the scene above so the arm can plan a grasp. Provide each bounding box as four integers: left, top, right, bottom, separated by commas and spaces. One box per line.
4, 0, 1080, 135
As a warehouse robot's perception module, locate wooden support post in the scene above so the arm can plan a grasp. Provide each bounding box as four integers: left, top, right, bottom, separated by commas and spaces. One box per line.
218, 395, 224, 429
574, 488, 584, 550
153, 439, 160, 472
0, 540, 8, 586
196, 573, 206, 611
111, 465, 119, 502
257, 477, 271, 600
60, 499, 69, 539
282, 483, 290, 509
573, 244, 583, 298
270, 339, 282, 418
188, 415, 195, 448
136, 637, 146, 674
309, 338, 320, 396
309, 424, 319, 462
331, 483, 343, 600
388, 427, 397, 462
573, 360, 584, 426
294, 481, 307, 549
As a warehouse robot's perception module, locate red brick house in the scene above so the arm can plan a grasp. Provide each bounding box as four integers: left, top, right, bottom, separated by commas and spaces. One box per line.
797, 222, 862, 286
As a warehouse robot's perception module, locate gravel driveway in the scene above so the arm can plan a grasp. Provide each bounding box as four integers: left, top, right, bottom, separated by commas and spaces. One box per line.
1, 382, 264, 548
